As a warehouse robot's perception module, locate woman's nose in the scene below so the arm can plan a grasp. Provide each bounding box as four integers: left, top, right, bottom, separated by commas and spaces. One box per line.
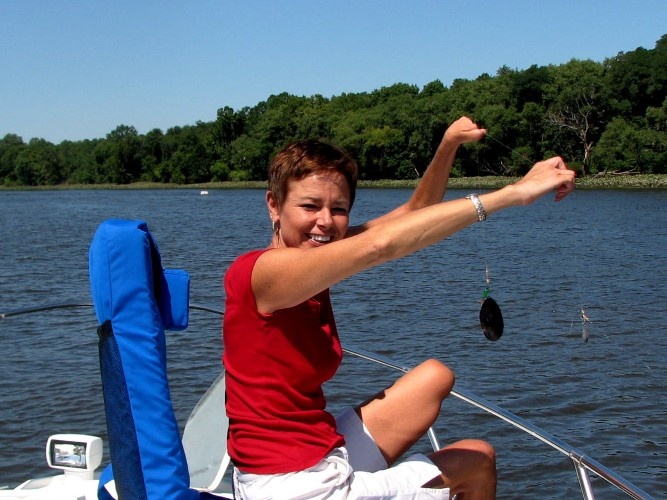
317, 209, 333, 226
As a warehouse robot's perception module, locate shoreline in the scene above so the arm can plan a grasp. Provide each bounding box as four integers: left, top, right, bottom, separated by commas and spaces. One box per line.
1, 174, 666, 191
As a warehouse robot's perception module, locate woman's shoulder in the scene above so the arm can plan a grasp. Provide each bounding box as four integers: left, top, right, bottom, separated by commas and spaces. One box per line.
226, 248, 275, 279
235, 248, 267, 261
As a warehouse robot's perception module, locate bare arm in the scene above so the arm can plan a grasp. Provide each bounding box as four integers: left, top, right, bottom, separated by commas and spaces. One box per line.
349, 116, 486, 235
253, 157, 575, 313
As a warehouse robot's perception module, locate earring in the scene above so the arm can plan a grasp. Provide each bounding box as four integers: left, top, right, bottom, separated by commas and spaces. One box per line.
271, 220, 280, 234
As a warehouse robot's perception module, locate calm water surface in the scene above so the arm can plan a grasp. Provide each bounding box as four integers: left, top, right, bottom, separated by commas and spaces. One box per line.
1, 188, 665, 498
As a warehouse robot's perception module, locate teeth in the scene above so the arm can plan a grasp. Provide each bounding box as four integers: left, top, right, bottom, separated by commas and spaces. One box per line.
310, 234, 331, 242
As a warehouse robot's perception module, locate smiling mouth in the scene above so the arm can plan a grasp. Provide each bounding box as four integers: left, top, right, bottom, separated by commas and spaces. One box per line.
309, 234, 331, 243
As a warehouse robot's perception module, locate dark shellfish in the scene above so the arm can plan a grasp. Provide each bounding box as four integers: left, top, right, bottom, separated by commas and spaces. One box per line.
480, 296, 504, 341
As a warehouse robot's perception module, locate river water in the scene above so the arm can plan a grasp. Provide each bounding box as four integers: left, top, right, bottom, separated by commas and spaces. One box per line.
0, 188, 665, 498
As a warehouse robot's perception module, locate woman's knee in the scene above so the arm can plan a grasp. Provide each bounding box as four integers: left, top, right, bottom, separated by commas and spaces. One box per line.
415, 358, 455, 399
457, 438, 496, 463
429, 439, 497, 486
449, 438, 496, 476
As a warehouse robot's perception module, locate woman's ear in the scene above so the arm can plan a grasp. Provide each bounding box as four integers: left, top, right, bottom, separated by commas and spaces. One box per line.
266, 190, 279, 221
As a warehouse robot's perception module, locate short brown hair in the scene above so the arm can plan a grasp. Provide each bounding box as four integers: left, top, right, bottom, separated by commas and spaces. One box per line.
268, 140, 359, 209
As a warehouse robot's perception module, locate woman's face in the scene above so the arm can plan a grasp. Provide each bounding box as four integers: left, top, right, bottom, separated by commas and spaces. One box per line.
268, 171, 351, 249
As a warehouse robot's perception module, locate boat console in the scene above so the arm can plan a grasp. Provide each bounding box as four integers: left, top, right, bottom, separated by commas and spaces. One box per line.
0, 435, 102, 499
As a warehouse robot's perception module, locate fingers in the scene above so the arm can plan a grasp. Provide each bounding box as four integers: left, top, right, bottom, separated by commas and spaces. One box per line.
534, 156, 575, 202
460, 116, 486, 137
459, 129, 486, 144
554, 171, 575, 201
446, 116, 486, 144
544, 156, 569, 171
546, 156, 575, 201
512, 156, 575, 205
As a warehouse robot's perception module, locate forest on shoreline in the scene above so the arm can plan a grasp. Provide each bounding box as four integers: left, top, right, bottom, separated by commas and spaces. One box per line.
1, 34, 665, 187
3, 174, 665, 192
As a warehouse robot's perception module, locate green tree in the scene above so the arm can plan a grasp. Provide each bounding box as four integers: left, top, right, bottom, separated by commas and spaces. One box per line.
254, 93, 307, 148
228, 135, 269, 181
646, 96, 667, 131
642, 97, 667, 173
370, 83, 419, 104
413, 85, 452, 175
295, 95, 332, 139
59, 139, 98, 183
140, 128, 166, 181
209, 106, 246, 162
361, 125, 405, 179
591, 117, 650, 173
162, 125, 212, 183
544, 59, 611, 175
510, 64, 551, 110
0, 134, 26, 184
13, 138, 62, 185
331, 110, 368, 168
94, 125, 142, 183
606, 34, 667, 118
419, 79, 447, 98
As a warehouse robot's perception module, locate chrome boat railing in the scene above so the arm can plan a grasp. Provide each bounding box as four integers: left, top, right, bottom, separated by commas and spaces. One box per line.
341, 344, 653, 500
1, 302, 654, 499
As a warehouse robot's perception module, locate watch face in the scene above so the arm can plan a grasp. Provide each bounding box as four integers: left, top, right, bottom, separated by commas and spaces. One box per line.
480, 296, 504, 341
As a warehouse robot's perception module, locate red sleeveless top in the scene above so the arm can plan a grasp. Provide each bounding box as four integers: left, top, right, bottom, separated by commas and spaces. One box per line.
223, 249, 345, 473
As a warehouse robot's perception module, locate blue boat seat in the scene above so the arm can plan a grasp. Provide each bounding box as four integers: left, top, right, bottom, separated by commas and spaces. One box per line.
89, 219, 233, 499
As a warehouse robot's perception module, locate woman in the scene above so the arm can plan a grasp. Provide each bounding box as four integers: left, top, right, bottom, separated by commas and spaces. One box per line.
223, 116, 575, 499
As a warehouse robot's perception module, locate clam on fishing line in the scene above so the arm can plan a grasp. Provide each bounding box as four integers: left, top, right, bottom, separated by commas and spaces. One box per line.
480, 295, 504, 341
479, 262, 504, 341
468, 127, 517, 342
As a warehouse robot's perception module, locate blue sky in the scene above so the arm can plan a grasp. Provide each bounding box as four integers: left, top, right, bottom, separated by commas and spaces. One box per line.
2, 1, 666, 144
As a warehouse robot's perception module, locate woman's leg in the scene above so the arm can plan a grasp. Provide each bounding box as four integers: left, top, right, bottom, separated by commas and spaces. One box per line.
357, 359, 496, 499
357, 358, 454, 464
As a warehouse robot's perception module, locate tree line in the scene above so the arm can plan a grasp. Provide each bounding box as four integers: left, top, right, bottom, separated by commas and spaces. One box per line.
2, 34, 665, 186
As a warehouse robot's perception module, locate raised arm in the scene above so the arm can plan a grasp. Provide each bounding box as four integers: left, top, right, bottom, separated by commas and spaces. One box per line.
254, 157, 575, 313
352, 116, 486, 234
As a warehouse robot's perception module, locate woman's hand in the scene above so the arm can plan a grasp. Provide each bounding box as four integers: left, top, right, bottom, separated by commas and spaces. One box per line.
443, 116, 487, 146
511, 156, 576, 205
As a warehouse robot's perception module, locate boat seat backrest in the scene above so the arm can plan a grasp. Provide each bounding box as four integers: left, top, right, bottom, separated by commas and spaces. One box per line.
89, 219, 232, 499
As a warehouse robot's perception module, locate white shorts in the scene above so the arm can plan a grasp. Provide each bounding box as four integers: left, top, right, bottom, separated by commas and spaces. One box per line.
232, 407, 449, 500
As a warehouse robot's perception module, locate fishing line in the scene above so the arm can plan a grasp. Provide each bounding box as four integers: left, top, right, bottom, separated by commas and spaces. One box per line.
484, 133, 533, 164
570, 250, 592, 343
567, 291, 653, 374
471, 137, 504, 341
484, 131, 592, 342
569, 228, 654, 373
483, 130, 654, 372
490, 132, 594, 343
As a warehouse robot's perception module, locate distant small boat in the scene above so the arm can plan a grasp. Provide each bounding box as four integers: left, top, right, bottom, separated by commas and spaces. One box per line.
200, 190, 209, 195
